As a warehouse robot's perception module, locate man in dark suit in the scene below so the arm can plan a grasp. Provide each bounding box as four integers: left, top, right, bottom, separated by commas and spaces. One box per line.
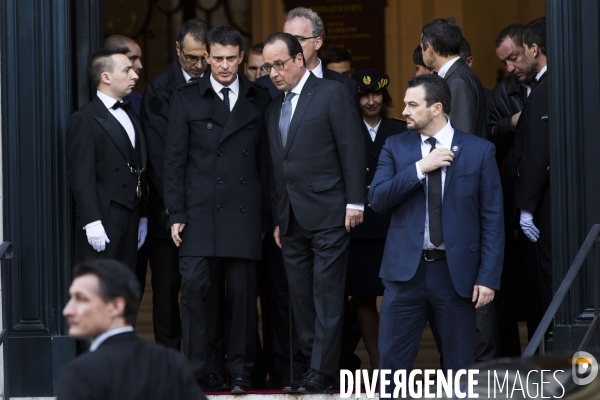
369, 75, 503, 387
421, 17, 496, 362
488, 23, 537, 357
513, 18, 551, 339
57, 259, 205, 400
262, 32, 365, 394
421, 18, 487, 138
140, 18, 210, 354
66, 48, 148, 270
256, 7, 358, 102
163, 26, 271, 394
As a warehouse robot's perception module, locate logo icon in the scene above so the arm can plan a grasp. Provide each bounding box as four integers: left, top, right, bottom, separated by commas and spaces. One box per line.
572, 351, 598, 385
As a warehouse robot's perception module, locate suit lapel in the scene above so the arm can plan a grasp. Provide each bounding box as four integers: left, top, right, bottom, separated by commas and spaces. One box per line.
92, 97, 135, 163
197, 74, 230, 128
127, 109, 147, 167
444, 128, 463, 193
284, 73, 318, 155
270, 93, 285, 152
443, 57, 466, 80
411, 130, 423, 164
218, 78, 260, 144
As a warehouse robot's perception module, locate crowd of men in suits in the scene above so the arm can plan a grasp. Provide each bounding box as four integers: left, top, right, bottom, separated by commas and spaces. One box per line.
61, 7, 551, 398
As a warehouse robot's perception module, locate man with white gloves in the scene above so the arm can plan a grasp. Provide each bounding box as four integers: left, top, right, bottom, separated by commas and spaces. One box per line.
66, 47, 149, 269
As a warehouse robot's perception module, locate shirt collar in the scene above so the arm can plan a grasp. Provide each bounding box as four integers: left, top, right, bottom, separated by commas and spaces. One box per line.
310, 58, 323, 78
288, 69, 311, 96
89, 326, 134, 352
420, 118, 453, 149
96, 90, 120, 109
210, 73, 239, 96
181, 67, 192, 83
364, 119, 382, 133
535, 65, 547, 81
437, 56, 461, 79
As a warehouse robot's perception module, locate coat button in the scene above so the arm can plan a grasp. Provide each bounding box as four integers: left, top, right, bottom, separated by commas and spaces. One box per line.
217, 205, 223, 212
239, 206, 246, 213
367, 204, 371, 208
366, 185, 370, 189
242, 149, 249, 156
366, 167, 370, 172
115, 167, 119, 171
248, 96, 254, 101
286, 181, 291, 186
217, 177, 223, 184
283, 159, 288, 165
239, 178, 246, 184
217, 149, 223, 156
247, 124, 253, 129
420, 230, 424, 234
123, 183, 127, 188
207, 122, 213, 129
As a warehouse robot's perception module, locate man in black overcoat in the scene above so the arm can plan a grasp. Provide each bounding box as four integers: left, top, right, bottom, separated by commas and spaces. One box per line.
140, 18, 211, 354
66, 48, 148, 270
262, 32, 365, 394
163, 26, 271, 394
57, 259, 205, 400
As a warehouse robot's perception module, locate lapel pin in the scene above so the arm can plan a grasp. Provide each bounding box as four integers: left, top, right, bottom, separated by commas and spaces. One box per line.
307, 92, 311, 96
452, 146, 459, 152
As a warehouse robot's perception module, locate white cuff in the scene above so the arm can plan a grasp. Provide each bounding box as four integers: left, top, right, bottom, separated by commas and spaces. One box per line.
346, 203, 365, 211
84, 220, 102, 230
416, 162, 426, 181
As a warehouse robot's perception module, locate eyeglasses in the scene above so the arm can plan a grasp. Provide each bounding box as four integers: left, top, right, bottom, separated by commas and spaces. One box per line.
261, 55, 297, 73
293, 35, 318, 42
180, 47, 206, 65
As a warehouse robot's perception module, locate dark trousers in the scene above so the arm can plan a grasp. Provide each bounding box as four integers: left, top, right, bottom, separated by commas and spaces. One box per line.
74, 202, 140, 270
147, 236, 182, 349
180, 256, 257, 378
280, 211, 350, 378
379, 258, 476, 376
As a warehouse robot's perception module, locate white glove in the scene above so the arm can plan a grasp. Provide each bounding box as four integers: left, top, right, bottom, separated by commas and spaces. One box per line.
520, 210, 539, 242
85, 221, 110, 252
137, 217, 148, 250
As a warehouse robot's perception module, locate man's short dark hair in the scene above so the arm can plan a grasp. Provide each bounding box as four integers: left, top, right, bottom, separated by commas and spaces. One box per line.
421, 18, 462, 57
206, 26, 243, 55
494, 24, 525, 48
88, 48, 129, 88
246, 42, 264, 58
459, 36, 471, 60
264, 32, 306, 66
103, 35, 136, 51
321, 47, 353, 68
407, 74, 452, 115
413, 45, 426, 67
73, 259, 141, 325
177, 18, 210, 46
524, 17, 546, 55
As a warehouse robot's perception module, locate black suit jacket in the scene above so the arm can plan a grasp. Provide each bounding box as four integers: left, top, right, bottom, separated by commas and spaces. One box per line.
352, 117, 406, 240
141, 55, 188, 238
514, 71, 549, 214
444, 58, 487, 138
267, 72, 365, 235
66, 95, 148, 229
163, 73, 271, 259
56, 332, 205, 400
256, 65, 359, 105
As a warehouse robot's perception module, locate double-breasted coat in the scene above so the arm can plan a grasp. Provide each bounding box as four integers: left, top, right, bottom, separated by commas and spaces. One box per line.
163, 73, 271, 260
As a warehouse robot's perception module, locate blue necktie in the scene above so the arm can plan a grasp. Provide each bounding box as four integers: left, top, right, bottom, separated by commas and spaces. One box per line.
279, 92, 296, 148
221, 87, 231, 111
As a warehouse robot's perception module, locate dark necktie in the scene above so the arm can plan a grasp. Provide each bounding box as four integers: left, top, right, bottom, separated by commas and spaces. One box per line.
279, 92, 296, 148
111, 100, 131, 110
426, 137, 444, 247
221, 87, 231, 111
188, 77, 198, 82
528, 78, 538, 90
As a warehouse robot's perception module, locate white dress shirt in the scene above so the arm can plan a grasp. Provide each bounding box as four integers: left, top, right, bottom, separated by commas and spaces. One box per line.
96, 90, 135, 148
285, 69, 363, 211
210, 74, 239, 111
415, 119, 454, 249
524, 65, 547, 97
181, 68, 204, 83
311, 58, 324, 78
89, 326, 134, 352
437, 56, 461, 79
364, 120, 382, 142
